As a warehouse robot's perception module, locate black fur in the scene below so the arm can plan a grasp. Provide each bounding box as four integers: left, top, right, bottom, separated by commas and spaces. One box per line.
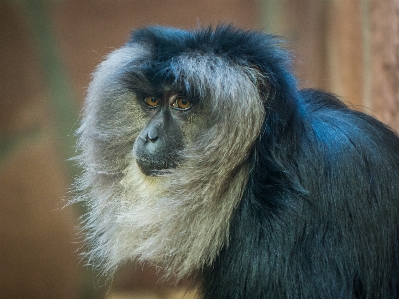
202, 88, 399, 298
132, 26, 399, 298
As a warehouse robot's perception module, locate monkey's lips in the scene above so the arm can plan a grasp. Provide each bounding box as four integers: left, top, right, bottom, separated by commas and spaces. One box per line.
134, 156, 177, 176
133, 140, 181, 176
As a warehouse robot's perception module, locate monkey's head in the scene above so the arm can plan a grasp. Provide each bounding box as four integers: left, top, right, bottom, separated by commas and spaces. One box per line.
75, 25, 297, 277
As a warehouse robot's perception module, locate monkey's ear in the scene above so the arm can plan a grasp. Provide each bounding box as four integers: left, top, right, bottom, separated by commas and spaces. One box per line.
259, 80, 272, 102
250, 65, 272, 102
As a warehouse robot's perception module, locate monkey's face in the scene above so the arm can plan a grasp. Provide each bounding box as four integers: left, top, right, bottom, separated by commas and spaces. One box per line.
133, 91, 186, 176
132, 89, 207, 176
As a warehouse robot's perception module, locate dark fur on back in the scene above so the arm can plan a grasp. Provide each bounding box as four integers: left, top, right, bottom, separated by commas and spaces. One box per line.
202, 88, 399, 298
78, 25, 399, 299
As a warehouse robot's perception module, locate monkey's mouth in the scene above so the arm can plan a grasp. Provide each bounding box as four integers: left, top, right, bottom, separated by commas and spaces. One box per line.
135, 156, 177, 176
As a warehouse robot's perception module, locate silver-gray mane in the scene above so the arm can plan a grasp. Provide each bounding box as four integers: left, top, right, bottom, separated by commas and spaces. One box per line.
74, 42, 266, 278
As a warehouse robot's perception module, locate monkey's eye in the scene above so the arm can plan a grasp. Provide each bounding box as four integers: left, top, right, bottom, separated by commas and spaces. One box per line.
143, 96, 160, 108
171, 97, 192, 110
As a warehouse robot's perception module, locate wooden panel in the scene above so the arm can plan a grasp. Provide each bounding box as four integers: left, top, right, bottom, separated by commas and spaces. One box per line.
370, 0, 399, 131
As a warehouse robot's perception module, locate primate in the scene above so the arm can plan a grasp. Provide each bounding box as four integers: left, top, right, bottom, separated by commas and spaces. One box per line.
74, 25, 399, 298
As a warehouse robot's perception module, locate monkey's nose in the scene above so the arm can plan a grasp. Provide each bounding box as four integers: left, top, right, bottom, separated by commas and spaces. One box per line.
146, 126, 159, 142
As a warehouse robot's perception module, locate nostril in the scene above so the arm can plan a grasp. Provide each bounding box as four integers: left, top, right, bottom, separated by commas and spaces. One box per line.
146, 126, 159, 142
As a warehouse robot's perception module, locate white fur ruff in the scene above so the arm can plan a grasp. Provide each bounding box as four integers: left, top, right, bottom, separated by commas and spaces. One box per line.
75, 43, 266, 278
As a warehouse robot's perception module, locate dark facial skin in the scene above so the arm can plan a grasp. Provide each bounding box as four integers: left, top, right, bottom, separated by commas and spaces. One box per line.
133, 90, 193, 176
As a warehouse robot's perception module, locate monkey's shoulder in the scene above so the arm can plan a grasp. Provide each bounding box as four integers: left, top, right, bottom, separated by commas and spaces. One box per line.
296, 88, 399, 166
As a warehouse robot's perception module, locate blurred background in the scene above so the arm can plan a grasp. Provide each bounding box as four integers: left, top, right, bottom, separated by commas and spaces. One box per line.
1, 0, 398, 298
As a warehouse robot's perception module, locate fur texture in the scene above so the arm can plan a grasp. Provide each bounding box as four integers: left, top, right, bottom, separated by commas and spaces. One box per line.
75, 26, 265, 277
75, 25, 399, 298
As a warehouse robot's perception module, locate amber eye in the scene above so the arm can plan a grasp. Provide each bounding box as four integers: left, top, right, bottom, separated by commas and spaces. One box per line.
144, 96, 159, 108
172, 97, 192, 110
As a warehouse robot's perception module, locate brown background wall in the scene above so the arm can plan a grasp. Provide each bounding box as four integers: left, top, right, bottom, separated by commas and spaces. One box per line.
1, 1, 398, 298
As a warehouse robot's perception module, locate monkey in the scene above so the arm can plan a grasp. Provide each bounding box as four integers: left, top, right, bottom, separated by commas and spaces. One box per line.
74, 25, 399, 298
